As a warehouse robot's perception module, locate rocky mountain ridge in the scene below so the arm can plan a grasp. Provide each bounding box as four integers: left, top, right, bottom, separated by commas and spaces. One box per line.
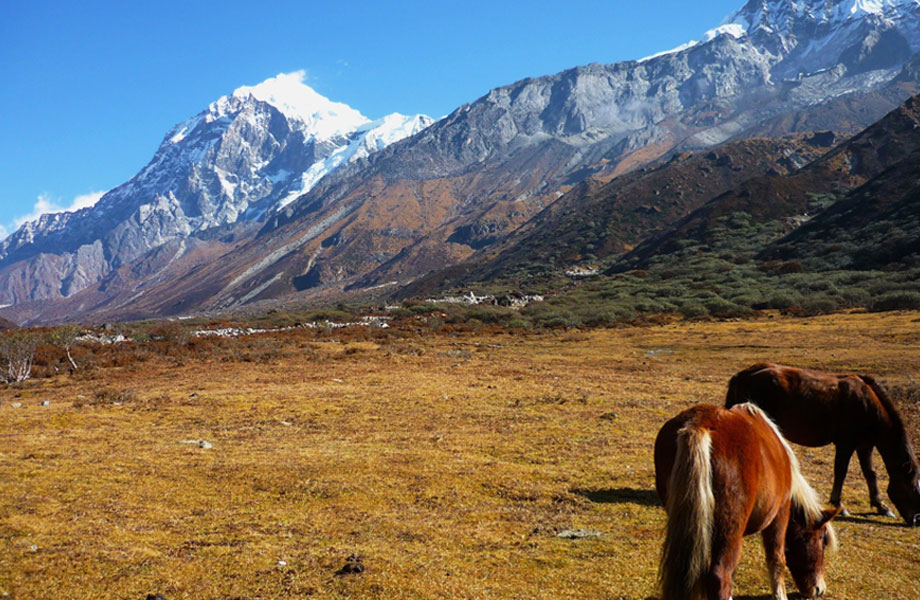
3, 0, 920, 324
0, 72, 431, 305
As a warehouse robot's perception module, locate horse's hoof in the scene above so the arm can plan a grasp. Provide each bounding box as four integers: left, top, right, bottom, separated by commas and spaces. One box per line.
873, 504, 896, 518
839, 508, 851, 518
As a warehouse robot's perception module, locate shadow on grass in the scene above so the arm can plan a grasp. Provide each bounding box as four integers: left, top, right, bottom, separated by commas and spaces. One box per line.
572, 487, 660, 506
645, 593, 772, 600
837, 512, 907, 528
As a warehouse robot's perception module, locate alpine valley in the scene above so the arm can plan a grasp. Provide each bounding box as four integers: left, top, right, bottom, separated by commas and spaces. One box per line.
4, 0, 920, 325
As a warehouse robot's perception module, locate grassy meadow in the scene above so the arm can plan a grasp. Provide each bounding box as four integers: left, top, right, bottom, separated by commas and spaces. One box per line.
2, 311, 920, 599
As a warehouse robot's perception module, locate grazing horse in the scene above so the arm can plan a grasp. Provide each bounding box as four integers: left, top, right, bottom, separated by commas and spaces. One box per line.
726, 363, 920, 526
655, 403, 839, 600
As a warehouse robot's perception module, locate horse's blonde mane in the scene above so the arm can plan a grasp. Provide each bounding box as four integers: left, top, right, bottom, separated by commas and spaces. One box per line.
736, 402, 837, 551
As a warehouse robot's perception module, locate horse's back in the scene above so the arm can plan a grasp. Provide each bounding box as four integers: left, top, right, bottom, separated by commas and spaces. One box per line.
655, 404, 791, 533
726, 363, 854, 446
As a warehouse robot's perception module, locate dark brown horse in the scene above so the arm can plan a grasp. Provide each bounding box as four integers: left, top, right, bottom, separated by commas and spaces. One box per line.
726, 363, 920, 526
655, 403, 839, 600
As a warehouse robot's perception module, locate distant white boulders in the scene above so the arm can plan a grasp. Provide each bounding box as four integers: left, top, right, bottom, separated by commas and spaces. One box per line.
564, 266, 599, 278
423, 291, 544, 307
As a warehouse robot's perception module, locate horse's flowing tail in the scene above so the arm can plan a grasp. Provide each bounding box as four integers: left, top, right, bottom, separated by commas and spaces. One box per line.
660, 424, 714, 600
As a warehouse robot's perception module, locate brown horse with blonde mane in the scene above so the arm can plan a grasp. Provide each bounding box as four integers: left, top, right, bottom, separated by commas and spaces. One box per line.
655, 403, 839, 600
726, 363, 920, 526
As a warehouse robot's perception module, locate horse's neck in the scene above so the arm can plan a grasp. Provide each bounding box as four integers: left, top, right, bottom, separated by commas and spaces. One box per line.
874, 421, 919, 479
859, 376, 918, 477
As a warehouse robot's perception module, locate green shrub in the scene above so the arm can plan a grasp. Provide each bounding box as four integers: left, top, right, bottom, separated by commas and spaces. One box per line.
679, 303, 709, 319
838, 287, 872, 308
506, 317, 533, 331
870, 291, 920, 312
458, 305, 515, 325
704, 297, 743, 317
533, 309, 580, 328
767, 291, 801, 310
800, 293, 840, 316
729, 293, 765, 309
302, 309, 356, 322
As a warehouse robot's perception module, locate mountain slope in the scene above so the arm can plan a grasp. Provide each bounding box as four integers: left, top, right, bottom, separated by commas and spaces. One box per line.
391, 133, 837, 297
615, 92, 920, 271
4, 0, 920, 325
162, 0, 920, 309
0, 72, 431, 306
763, 149, 920, 270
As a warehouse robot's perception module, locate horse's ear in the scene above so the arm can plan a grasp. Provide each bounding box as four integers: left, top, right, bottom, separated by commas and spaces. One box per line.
819, 507, 844, 527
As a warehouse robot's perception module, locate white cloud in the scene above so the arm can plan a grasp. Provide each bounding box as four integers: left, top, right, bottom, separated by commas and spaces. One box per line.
69, 191, 106, 211
3, 191, 107, 240
13, 191, 106, 228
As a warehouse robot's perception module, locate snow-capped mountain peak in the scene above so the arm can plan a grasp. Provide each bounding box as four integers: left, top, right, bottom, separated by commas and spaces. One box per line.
275, 112, 435, 210
726, 0, 920, 33
643, 0, 920, 63
0, 72, 432, 304
221, 70, 370, 139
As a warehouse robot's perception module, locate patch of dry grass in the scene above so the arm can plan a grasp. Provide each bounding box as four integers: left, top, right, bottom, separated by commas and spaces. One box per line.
1, 312, 919, 599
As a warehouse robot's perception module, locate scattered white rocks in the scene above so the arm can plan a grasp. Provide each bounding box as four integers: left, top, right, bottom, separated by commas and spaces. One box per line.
180, 439, 213, 449
193, 316, 390, 339
556, 529, 603, 539
430, 291, 495, 305
645, 348, 674, 358
76, 333, 128, 345
423, 291, 544, 308
565, 266, 600, 278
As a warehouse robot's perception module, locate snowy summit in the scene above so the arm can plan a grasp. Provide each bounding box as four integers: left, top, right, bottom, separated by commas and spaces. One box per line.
0, 70, 433, 302
217, 71, 370, 140
642, 0, 920, 62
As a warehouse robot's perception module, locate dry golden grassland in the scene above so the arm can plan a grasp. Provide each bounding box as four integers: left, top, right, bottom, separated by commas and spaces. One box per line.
2, 312, 920, 599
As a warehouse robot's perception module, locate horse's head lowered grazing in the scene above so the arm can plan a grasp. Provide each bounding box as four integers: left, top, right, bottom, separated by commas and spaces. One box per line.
785, 503, 840, 598
655, 403, 840, 600
864, 378, 920, 527
886, 464, 920, 527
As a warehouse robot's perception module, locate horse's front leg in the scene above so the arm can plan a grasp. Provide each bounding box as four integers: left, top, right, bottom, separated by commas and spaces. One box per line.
761, 505, 790, 600
830, 443, 856, 517
857, 444, 896, 517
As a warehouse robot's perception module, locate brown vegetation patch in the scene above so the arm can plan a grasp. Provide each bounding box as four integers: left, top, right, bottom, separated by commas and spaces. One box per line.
1, 312, 919, 599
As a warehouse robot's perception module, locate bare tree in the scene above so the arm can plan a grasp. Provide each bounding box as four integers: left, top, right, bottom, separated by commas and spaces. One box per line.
0, 330, 40, 383
45, 324, 82, 371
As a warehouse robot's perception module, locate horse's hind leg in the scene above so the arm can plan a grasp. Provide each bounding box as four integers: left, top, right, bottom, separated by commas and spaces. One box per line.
857, 444, 896, 518
830, 443, 856, 516
706, 533, 744, 600
761, 504, 790, 600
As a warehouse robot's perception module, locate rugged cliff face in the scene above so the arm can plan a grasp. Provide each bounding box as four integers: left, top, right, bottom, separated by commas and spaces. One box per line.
3, 0, 920, 325
202, 0, 920, 306
0, 72, 431, 306
615, 91, 920, 272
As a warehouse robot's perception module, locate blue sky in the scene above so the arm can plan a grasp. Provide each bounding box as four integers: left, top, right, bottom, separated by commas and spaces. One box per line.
0, 0, 741, 239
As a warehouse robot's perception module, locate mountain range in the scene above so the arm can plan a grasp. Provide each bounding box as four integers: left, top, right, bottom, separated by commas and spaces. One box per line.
2, 0, 920, 325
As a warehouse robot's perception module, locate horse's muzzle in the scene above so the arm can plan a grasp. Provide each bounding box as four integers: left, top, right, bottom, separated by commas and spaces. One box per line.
808, 577, 827, 598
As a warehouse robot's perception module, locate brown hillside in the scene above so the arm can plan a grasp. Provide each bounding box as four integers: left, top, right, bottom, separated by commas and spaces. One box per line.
618, 93, 920, 270
394, 134, 835, 297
